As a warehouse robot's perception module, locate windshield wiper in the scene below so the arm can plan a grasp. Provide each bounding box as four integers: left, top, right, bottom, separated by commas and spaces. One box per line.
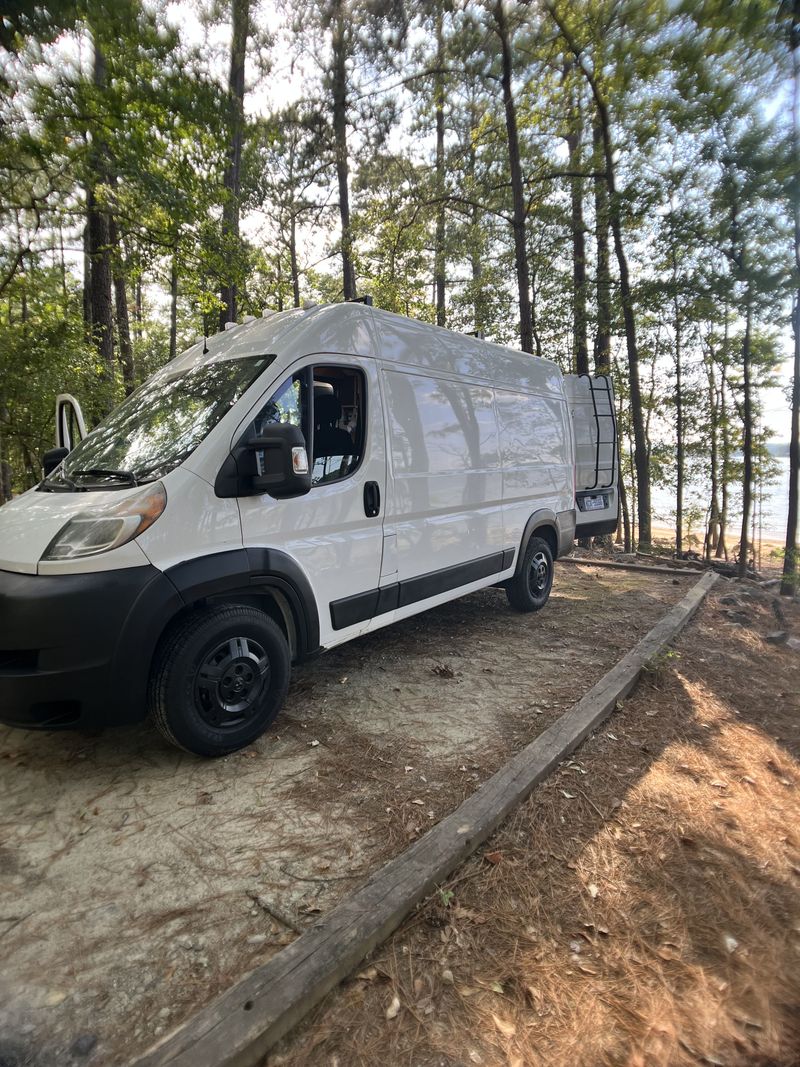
72, 468, 138, 487
40, 472, 78, 492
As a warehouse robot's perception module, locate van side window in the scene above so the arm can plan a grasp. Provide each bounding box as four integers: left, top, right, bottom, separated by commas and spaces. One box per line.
251, 364, 365, 488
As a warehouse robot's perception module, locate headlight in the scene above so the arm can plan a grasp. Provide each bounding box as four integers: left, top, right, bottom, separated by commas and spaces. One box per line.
41, 482, 167, 561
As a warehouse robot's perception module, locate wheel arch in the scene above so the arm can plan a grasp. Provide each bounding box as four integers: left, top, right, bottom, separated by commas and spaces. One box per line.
163, 549, 321, 664
514, 510, 559, 578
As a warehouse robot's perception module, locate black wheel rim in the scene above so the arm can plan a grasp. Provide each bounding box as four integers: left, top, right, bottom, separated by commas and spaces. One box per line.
194, 636, 270, 729
529, 551, 550, 595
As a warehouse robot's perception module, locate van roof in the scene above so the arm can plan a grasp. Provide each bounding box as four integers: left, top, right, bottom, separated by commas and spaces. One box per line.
165, 303, 564, 396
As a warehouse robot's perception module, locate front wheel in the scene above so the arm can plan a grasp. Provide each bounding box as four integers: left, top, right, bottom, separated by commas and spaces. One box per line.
149, 605, 291, 757
505, 536, 554, 613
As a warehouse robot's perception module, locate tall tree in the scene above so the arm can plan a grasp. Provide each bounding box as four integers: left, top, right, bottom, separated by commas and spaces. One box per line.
219, 0, 250, 329
782, 0, 800, 596
492, 0, 533, 354
86, 35, 114, 371
546, 0, 652, 547
564, 65, 588, 374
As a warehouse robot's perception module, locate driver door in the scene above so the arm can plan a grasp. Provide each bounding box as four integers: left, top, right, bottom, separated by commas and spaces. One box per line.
237, 355, 387, 649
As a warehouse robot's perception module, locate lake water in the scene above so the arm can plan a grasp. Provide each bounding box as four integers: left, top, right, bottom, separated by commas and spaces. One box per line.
650, 456, 795, 541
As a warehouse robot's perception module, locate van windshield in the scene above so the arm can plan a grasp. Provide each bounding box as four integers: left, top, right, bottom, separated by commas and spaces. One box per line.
41, 355, 274, 491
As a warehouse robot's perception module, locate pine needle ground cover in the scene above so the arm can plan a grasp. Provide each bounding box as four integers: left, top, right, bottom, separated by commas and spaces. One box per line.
275, 584, 800, 1067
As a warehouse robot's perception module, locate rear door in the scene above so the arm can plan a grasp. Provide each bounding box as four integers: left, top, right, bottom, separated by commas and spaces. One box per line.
237, 355, 387, 648
564, 374, 619, 538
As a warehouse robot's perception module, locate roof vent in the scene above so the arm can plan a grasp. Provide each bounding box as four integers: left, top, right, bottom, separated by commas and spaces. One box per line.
223, 321, 237, 331
261, 308, 276, 318
349, 295, 373, 306
242, 314, 256, 324
302, 299, 318, 310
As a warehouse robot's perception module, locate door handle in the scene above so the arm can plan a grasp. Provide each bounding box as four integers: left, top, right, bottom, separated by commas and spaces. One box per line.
364, 481, 380, 518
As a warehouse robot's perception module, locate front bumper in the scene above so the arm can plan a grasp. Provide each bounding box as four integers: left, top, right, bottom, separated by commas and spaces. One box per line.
0, 565, 182, 731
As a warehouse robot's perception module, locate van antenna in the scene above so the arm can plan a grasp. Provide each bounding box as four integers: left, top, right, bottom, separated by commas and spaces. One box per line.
202, 312, 209, 355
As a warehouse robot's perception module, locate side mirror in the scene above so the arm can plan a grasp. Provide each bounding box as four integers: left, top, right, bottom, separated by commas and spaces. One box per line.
215, 422, 312, 499
42, 446, 69, 477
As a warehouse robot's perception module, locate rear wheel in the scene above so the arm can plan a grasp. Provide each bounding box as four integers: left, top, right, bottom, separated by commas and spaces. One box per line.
505, 535, 554, 613
149, 605, 290, 757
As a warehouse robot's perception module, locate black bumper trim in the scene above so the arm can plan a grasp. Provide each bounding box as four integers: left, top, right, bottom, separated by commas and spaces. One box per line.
0, 565, 182, 731
575, 517, 619, 539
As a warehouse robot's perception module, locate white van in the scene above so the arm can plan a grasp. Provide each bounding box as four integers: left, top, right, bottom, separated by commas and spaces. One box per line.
0, 303, 618, 756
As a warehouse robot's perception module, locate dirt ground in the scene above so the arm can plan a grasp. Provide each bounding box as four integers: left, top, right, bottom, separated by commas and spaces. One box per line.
273, 576, 800, 1067
0, 566, 692, 1067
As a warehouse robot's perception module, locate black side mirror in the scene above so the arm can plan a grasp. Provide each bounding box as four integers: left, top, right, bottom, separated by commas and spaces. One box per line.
215, 422, 312, 499
42, 447, 69, 477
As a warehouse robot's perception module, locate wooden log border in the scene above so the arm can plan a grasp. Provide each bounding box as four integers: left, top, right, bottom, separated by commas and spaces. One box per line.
131, 571, 718, 1067
561, 556, 702, 577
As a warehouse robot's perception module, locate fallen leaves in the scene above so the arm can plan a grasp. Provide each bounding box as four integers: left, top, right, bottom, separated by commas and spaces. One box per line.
385, 994, 401, 1020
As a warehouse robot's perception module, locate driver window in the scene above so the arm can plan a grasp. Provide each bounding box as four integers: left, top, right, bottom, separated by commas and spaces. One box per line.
311, 366, 365, 486
251, 364, 366, 488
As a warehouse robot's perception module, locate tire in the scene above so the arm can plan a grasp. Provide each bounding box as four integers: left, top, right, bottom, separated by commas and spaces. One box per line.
505, 535, 554, 613
149, 605, 291, 757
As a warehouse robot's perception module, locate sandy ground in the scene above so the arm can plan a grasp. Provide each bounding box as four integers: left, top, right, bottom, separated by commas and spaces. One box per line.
0, 567, 693, 1067
274, 577, 800, 1067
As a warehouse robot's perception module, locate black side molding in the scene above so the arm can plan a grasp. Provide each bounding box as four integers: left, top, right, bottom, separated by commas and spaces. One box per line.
329, 549, 512, 631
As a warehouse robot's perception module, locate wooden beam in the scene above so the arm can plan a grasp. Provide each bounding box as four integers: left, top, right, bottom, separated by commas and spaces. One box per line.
561, 556, 698, 577
130, 571, 718, 1067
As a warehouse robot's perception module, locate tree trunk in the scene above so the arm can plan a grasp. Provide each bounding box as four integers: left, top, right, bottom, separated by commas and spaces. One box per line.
169, 246, 178, 362
717, 360, 730, 559
530, 256, 543, 359
495, 0, 533, 354
673, 278, 684, 556
593, 98, 650, 547
618, 459, 631, 552
109, 215, 134, 393
290, 216, 300, 308
782, 2, 800, 596
58, 222, 67, 302
219, 0, 249, 329
466, 104, 484, 333
82, 206, 92, 330
593, 117, 611, 373
332, 1, 355, 301
0, 400, 12, 504
87, 41, 114, 373
471, 204, 483, 332
705, 353, 721, 561
565, 72, 588, 374
738, 301, 754, 578
784, 295, 800, 596
434, 5, 446, 328
134, 278, 142, 345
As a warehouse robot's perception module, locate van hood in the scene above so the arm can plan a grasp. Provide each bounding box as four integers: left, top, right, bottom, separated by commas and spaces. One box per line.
0, 485, 144, 574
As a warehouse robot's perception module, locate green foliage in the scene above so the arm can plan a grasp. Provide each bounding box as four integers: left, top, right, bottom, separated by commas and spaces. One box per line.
0, 268, 109, 493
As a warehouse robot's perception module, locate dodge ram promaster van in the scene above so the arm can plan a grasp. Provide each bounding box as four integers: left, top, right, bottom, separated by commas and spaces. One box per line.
0, 303, 618, 756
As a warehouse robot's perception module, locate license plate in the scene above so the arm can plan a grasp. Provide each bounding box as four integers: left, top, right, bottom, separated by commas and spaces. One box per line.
583, 495, 606, 511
